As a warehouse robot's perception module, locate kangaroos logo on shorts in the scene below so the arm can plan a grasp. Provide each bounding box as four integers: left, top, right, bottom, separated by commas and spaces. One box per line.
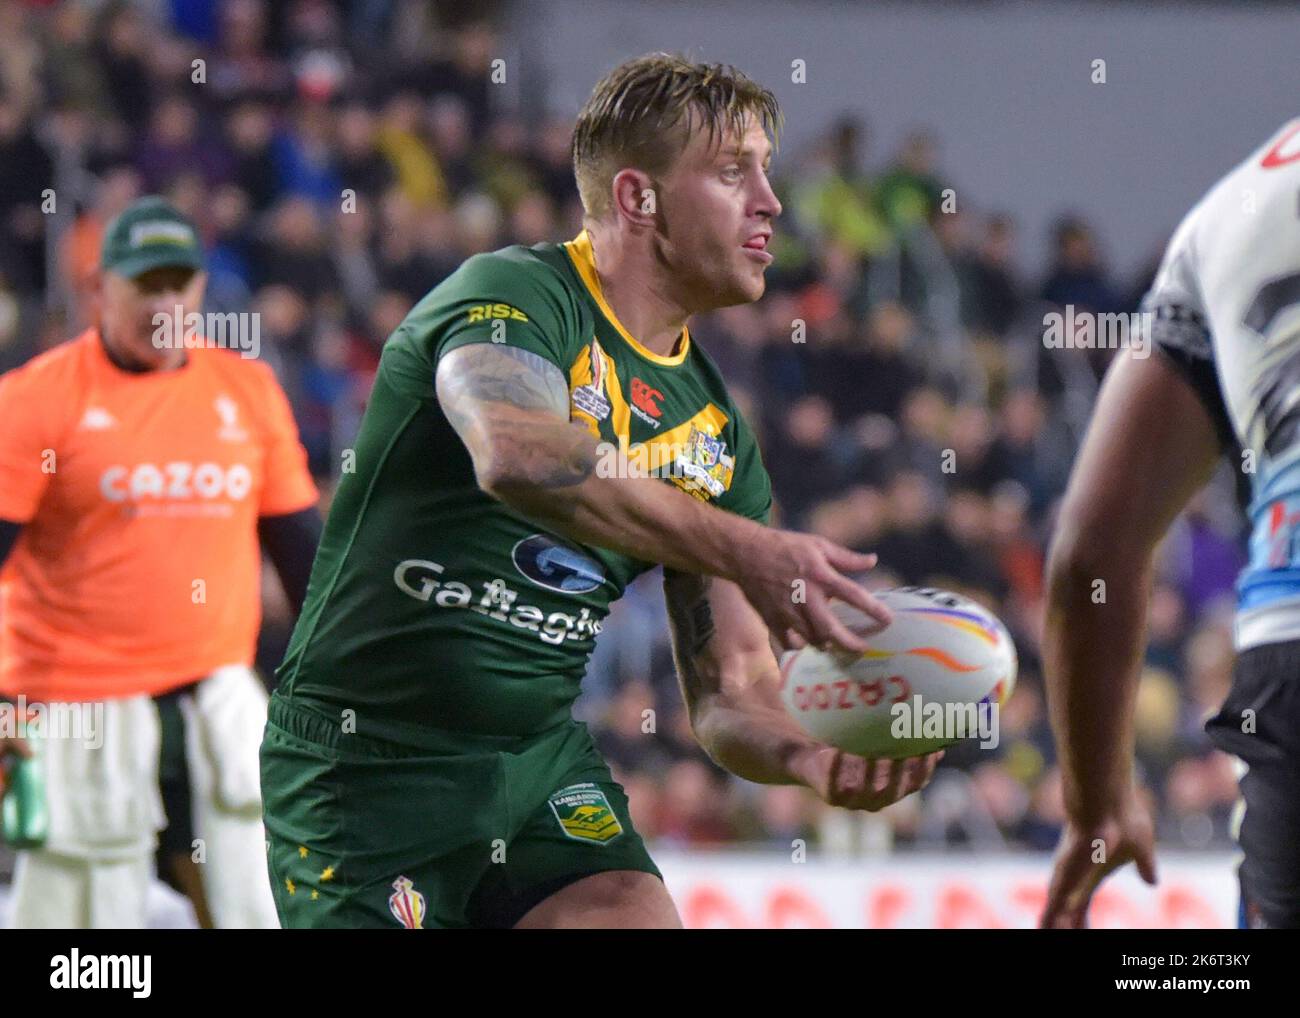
547, 783, 623, 845
511, 534, 607, 594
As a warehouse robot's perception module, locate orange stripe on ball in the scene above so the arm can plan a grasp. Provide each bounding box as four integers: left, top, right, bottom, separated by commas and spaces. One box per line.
904, 646, 982, 672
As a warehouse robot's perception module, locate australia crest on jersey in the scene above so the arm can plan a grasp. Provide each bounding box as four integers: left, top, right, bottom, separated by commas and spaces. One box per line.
672, 424, 734, 499
570, 337, 612, 422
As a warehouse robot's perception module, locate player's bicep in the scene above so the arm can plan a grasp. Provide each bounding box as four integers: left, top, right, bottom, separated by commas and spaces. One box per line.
663, 569, 783, 721
1056, 349, 1223, 562
434, 342, 587, 490
436, 342, 569, 421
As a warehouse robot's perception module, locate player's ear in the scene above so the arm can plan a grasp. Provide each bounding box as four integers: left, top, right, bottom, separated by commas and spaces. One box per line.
610, 167, 659, 230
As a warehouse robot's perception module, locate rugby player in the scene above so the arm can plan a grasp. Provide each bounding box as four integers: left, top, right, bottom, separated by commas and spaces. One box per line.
1042, 119, 1300, 928
0, 196, 320, 928
260, 53, 944, 930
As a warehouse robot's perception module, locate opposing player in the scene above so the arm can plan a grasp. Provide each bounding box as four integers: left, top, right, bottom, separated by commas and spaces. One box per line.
0, 197, 320, 928
1041, 119, 1300, 928
261, 53, 943, 930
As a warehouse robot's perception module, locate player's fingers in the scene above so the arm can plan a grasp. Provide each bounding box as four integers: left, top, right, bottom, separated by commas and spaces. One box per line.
1041, 877, 1081, 929
899, 751, 942, 799
1043, 846, 1100, 926
822, 544, 878, 576
1135, 841, 1158, 886
848, 757, 893, 810
832, 752, 868, 803
822, 572, 893, 629
823, 748, 845, 803
919, 750, 944, 788
877, 756, 909, 802
1043, 902, 1088, 930
805, 597, 870, 653
781, 627, 807, 651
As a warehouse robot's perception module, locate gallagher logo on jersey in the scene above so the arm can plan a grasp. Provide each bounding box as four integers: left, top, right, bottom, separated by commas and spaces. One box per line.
512, 534, 607, 593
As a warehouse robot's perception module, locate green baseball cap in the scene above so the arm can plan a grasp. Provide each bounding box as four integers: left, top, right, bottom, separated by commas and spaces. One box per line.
101, 196, 205, 278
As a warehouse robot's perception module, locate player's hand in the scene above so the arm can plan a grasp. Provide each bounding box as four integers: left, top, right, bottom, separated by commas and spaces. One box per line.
791, 743, 943, 812
727, 529, 891, 653
1040, 794, 1157, 929
0, 733, 32, 800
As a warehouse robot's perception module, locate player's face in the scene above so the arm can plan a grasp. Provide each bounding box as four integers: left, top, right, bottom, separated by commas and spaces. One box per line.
100, 266, 208, 370
656, 115, 781, 311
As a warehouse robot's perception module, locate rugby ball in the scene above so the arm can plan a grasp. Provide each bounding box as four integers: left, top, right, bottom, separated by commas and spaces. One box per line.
778, 587, 1017, 759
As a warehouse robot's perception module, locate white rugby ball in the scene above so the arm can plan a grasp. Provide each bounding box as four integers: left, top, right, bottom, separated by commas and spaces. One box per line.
778, 587, 1017, 759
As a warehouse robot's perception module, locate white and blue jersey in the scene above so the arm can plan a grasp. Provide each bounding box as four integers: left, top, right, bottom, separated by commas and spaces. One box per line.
1144, 118, 1300, 650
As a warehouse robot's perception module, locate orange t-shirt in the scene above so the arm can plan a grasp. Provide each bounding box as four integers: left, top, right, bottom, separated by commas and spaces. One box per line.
0, 329, 318, 702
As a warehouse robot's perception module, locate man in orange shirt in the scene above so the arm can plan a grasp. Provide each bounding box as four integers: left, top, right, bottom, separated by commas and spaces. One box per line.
0, 197, 320, 928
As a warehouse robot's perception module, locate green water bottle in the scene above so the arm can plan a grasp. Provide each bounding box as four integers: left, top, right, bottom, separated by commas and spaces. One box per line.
2, 739, 48, 850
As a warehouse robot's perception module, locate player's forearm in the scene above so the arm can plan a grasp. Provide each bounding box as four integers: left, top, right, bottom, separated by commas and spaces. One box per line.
479, 413, 761, 579
1043, 534, 1151, 823
692, 696, 821, 786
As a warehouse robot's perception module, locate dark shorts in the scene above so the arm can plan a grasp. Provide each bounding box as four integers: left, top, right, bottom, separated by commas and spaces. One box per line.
1205, 638, 1300, 929
153, 683, 198, 871
258, 693, 661, 929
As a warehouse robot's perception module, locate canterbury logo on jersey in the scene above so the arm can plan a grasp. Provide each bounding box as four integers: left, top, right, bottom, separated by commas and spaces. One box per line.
393, 559, 603, 646
466, 303, 529, 324
630, 377, 664, 428
99, 462, 254, 502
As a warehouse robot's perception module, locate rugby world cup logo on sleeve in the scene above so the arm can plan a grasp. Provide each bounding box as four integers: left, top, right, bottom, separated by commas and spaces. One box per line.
388, 876, 426, 929
571, 337, 613, 422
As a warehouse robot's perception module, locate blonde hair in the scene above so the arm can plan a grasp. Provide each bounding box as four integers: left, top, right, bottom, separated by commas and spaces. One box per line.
571, 52, 781, 218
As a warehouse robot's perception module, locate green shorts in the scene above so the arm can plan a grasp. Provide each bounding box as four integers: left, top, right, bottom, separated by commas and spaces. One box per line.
259, 693, 661, 929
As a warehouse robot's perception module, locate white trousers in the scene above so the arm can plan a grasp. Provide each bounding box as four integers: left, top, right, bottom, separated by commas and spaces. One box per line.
9, 665, 278, 929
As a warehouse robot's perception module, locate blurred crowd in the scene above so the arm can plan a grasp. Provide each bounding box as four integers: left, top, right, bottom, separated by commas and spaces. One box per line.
0, 0, 1248, 857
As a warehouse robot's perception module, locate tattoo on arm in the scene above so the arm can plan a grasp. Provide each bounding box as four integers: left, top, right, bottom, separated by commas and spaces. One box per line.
436, 343, 596, 489
438, 343, 570, 417
665, 569, 716, 708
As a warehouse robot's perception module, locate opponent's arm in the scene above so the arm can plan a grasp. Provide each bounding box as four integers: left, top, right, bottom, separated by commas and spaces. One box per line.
436, 342, 890, 651
258, 507, 322, 616
1041, 349, 1222, 925
663, 568, 941, 809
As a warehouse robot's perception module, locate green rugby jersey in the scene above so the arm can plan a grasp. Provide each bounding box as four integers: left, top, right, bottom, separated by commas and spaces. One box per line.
276, 231, 773, 740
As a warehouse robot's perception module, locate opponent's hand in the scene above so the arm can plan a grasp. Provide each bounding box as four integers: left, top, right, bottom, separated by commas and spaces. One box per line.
727, 529, 891, 653
1040, 794, 1157, 929
791, 743, 943, 811
0, 733, 32, 800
